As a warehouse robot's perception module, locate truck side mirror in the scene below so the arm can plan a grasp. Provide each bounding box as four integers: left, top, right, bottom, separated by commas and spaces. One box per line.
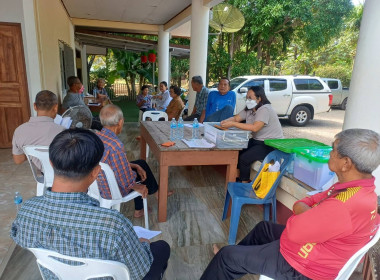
239, 87, 248, 93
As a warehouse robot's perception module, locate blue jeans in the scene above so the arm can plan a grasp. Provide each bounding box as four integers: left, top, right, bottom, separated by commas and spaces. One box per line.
205, 105, 234, 122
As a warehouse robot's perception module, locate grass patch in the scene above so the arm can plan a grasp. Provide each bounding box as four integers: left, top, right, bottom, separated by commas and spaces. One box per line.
113, 100, 139, 122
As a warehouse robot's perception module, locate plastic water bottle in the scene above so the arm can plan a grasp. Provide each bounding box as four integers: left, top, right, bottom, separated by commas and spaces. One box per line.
192, 118, 200, 139
14, 191, 23, 211
170, 118, 177, 141
177, 117, 184, 140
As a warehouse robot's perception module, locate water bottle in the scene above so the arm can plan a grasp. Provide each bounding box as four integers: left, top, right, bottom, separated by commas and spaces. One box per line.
177, 117, 184, 140
170, 118, 177, 141
192, 118, 200, 139
14, 191, 23, 211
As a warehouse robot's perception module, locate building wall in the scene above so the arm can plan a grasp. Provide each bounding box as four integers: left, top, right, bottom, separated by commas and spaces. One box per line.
35, 0, 76, 102
0, 0, 42, 116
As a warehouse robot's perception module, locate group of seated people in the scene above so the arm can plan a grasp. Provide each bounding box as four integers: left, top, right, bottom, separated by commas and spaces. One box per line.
10, 78, 380, 279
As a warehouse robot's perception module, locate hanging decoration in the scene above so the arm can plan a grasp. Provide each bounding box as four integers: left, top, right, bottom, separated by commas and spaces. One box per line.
148, 50, 157, 63
141, 52, 148, 64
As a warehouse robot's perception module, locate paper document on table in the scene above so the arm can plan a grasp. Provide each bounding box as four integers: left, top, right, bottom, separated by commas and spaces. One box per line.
184, 123, 204, 128
182, 138, 215, 148
133, 226, 161, 240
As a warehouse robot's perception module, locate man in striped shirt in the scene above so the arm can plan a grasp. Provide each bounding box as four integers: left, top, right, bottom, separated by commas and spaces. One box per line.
96, 104, 162, 218
11, 129, 170, 280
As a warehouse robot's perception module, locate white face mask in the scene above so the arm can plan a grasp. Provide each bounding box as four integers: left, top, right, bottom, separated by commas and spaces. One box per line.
245, 99, 257, 109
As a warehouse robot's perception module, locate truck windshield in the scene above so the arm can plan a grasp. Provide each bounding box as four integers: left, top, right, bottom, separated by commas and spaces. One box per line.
230, 78, 247, 90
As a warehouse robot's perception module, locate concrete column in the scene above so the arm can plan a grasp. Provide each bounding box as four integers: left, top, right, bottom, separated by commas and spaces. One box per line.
158, 26, 170, 85
342, 0, 380, 195
188, 0, 210, 114
23, 0, 43, 116
81, 45, 88, 94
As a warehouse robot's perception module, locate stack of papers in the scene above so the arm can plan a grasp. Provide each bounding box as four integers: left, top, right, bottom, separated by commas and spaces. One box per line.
184, 123, 204, 128
182, 138, 215, 148
133, 226, 161, 239
54, 114, 72, 129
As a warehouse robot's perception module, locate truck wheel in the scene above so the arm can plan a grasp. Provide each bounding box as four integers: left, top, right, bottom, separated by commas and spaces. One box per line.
290, 106, 311, 126
340, 98, 347, 110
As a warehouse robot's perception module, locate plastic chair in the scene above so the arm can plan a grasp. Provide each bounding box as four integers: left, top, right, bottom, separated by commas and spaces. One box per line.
88, 162, 149, 229
23, 146, 54, 196
142, 111, 168, 158
28, 247, 130, 280
142, 111, 168, 121
222, 150, 291, 244
259, 225, 380, 280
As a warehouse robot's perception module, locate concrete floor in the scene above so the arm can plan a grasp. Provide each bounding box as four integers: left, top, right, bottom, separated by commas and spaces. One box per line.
1, 109, 369, 280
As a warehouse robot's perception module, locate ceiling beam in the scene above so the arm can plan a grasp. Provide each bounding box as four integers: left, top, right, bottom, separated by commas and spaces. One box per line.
164, 6, 191, 32
71, 18, 159, 34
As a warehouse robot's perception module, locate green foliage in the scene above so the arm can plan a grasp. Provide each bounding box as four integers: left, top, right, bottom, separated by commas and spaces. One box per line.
171, 57, 189, 87
315, 65, 351, 87
205, 0, 353, 82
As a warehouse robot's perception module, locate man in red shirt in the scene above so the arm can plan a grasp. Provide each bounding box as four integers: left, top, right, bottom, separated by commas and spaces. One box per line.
201, 128, 380, 280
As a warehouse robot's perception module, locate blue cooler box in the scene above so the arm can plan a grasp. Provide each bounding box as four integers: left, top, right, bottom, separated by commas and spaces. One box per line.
293, 147, 335, 190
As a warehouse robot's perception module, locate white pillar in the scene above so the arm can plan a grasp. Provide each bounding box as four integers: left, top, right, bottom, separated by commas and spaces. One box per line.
188, 0, 210, 113
158, 26, 170, 85
342, 0, 380, 195
81, 45, 88, 94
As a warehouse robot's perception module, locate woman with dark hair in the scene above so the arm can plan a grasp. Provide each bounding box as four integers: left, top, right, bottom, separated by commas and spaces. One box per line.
136, 85, 154, 112
166, 85, 185, 120
221, 86, 283, 182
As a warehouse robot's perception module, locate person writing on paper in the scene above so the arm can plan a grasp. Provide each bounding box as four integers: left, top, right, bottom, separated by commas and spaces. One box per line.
11, 129, 170, 280
12, 90, 65, 169
201, 128, 380, 280
166, 85, 184, 120
221, 86, 283, 183
153, 81, 172, 111
136, 85, 154, 112
92, 78, 109, 102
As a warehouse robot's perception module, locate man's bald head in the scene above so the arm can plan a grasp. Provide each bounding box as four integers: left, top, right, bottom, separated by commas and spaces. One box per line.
99, 104, 124, 127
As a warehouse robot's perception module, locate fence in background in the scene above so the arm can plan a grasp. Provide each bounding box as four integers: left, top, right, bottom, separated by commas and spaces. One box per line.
88, 83, 136, 101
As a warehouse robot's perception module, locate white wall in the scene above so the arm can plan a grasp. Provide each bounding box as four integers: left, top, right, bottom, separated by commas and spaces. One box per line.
35, 0, 76, 102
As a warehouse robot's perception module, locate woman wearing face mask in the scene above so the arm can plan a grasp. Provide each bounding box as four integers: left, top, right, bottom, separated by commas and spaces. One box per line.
221, 86, 283, 182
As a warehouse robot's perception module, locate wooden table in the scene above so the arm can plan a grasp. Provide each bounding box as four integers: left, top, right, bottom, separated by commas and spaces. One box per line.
140, 121, 240, 222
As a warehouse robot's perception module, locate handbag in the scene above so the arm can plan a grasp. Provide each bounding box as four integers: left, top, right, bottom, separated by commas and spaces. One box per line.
252, 163, 280, 198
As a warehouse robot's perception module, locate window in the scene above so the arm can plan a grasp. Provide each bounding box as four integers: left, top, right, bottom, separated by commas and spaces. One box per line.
243, 79, 265, 88
230, 78, 247, 90
294, 79, 324, 90
327, 80, 339, 90
269, 79, 287, 91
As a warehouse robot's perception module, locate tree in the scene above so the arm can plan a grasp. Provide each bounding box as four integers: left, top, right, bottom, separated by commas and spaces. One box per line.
205, 0, 353, 81
109, 49, 153, 97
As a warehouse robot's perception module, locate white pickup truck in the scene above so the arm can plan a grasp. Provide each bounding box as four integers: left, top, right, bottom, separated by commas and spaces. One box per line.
322, 78, 349, 110
210, 75, 332, 126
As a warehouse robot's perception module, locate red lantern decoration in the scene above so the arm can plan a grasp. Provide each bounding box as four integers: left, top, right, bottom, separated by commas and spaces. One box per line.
141, 52, 148, 64
148, 50, 157, 63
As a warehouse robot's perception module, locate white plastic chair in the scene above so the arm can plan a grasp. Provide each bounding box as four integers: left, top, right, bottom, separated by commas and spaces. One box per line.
142, 111, 168, 121
23, 146, 54, 196
28, 247, 130, 280
259, 225, 380, 280
142, 111, 168, 158
88, 162, 149, 229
